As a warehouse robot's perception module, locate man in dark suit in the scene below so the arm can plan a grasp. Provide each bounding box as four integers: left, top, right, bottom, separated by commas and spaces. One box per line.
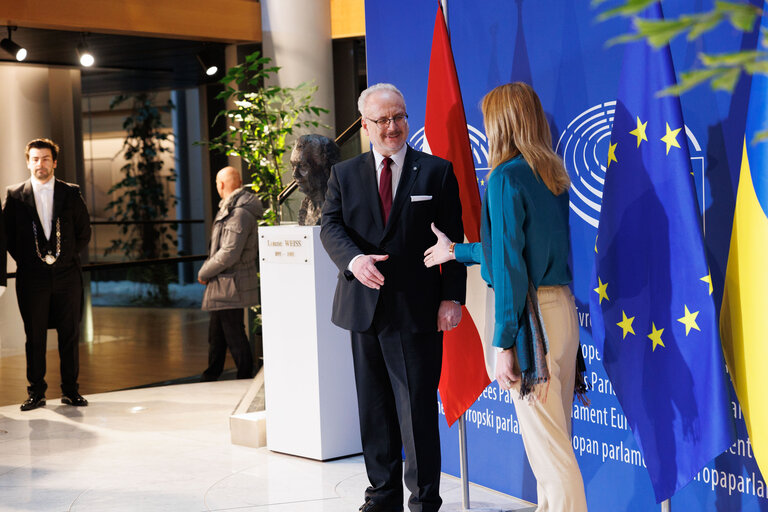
4, 138, 91, 411
0, 206, 6, 294
321, 83, 466, 512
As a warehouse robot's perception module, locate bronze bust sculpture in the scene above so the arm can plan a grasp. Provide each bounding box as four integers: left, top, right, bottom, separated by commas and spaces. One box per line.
291, 134, 340, 226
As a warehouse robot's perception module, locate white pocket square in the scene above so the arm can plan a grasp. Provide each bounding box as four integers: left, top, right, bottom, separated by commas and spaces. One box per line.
410, 195, 432, 202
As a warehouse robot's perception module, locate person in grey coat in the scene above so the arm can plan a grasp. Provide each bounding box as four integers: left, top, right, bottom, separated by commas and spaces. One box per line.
198, 166, 262, 381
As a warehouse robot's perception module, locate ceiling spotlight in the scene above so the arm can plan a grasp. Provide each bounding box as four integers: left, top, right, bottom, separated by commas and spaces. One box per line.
78, 43, 94, 67
196, 50, 218, 77
1, 26, 26, 62
77, 35, 94, 67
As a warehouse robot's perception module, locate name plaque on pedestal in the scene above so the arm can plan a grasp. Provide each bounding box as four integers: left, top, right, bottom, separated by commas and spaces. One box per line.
258, 225, 361, 461
260, 231, 312, 264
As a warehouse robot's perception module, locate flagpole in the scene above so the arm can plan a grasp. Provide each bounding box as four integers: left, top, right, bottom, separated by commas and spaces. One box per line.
458, 413, 509, 512
441, 0, 448, 26
436, 1, 477, 505
661, 500, 671, 512
458, 414, 470, 509
443, 0, 470, 507
442, 3, 474, 507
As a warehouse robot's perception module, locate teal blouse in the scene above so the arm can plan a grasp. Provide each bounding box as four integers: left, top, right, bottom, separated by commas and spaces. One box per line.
454, 155, 572, 349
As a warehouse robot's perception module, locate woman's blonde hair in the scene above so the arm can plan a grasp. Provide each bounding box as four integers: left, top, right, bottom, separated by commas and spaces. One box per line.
481, 82, 570, 195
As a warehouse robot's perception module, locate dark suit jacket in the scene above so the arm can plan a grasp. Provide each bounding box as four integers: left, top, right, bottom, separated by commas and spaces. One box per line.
320, 146, 466, 333
4, 178, 91, 274
0, 206, 6, 287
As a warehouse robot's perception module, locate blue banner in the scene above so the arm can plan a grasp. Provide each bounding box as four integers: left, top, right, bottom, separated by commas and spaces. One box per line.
364, 0, 767, 510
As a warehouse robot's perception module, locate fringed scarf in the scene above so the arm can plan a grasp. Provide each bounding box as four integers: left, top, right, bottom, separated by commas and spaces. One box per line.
516, 281, 551, 401
516, 282, 590, 405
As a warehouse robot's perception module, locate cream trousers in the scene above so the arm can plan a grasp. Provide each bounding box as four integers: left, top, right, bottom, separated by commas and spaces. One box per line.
511, 285, 587, 512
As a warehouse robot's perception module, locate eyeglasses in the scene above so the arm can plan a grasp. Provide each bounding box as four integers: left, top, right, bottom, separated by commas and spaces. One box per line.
366, 114, 408, 128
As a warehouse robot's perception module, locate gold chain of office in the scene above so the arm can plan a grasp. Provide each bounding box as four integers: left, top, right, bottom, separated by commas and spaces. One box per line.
32, 218, 61, 265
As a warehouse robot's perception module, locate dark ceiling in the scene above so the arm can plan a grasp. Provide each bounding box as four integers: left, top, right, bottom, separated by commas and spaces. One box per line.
0, 26, 229, 96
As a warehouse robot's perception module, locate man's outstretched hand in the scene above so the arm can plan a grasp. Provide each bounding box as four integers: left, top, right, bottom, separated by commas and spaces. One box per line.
352, 254, 389, 289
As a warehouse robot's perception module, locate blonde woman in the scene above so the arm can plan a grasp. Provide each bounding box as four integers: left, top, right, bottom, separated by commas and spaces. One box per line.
424, 82, 587, 511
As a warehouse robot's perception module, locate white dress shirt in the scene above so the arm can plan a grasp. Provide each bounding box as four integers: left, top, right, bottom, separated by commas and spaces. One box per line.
31, 177, 55, 240
372, 144, 407, 201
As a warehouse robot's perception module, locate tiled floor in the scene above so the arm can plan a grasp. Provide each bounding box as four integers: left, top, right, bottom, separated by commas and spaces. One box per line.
0, 380, 534, 512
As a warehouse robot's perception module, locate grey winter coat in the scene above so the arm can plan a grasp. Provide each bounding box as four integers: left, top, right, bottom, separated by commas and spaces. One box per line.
199, 187, 263, 311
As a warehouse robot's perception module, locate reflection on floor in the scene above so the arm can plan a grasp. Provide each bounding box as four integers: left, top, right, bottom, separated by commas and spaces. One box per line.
0, 307, 232, 407
0, 381, 534, 512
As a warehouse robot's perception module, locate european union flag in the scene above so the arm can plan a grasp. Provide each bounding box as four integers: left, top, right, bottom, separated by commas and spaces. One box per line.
590, 3, 736, 503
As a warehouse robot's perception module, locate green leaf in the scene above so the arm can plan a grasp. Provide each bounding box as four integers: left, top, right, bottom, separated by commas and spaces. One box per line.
699, 50, 763, 67
751, 128, 768, 144
606, 32, 645, 47
711, 67, 742, 91
634, 17, 691, 47
688, 17, 722, 39
657, 68, 721, 96
717, 0, 761, 31
744, 58, 768, 74
597, 0, 656, 22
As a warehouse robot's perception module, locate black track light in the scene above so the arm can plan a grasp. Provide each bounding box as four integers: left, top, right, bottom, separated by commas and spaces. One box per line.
196, 50, 218, 77
1, 26, 26, 62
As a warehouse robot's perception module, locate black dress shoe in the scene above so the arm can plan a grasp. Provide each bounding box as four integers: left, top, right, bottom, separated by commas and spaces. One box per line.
359, 499, 402, 512
20, 393, 46, 411
61, 392, 88, 407
359, 502, 377, 512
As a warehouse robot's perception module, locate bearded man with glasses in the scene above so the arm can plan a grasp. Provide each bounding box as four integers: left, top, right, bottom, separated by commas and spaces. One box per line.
321, 83, 466, 512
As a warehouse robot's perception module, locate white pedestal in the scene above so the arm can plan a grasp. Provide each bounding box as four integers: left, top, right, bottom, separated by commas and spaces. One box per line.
258, 225, 361, 460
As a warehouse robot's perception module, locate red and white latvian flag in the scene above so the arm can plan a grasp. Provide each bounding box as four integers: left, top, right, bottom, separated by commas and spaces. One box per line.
425, 1, 493, 426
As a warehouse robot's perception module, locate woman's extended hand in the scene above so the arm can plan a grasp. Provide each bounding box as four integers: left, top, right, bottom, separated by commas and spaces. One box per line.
424, 223, 455, 268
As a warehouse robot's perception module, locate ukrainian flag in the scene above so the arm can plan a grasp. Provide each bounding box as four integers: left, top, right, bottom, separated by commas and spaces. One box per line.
720, 6, 768, 481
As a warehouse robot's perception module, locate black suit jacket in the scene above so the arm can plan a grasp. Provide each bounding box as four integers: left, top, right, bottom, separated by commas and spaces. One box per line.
0, 206, 6, 287
320, 146, 466, 333
4, 178, 91, 274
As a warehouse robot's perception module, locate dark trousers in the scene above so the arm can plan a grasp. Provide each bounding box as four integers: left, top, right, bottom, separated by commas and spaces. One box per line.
351, 314, 443, 512
202, 308, 254, 381
16, 266, 83, 396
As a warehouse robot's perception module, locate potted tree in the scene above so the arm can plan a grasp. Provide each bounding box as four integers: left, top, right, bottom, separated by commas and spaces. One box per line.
207, 51, 328, 225
106, 93, 177, 305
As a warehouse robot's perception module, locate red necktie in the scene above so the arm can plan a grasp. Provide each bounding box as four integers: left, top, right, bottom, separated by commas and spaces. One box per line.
379, 157, 393, 224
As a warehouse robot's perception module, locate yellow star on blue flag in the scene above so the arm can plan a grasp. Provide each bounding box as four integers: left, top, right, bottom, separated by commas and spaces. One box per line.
630, 116, 648, 147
